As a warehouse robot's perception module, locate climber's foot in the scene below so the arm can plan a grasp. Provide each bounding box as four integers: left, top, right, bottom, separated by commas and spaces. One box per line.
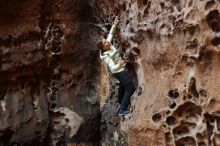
118, 109, 130, 116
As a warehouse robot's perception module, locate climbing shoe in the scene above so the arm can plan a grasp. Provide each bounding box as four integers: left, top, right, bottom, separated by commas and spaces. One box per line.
118, 109, 130, 116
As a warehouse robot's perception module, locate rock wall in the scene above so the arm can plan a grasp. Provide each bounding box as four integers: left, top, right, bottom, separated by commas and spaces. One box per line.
0, 0, 101, 145
1, 0, 220, 146
97, 0, 220, 146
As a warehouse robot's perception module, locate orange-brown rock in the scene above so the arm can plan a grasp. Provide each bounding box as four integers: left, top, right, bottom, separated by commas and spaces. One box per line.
0, 0, 100, 145
1, 0, 220, 146
98, 0, 220, 146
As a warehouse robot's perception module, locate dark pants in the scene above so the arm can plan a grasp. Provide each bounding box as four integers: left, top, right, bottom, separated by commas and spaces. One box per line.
114, 70, 135, 110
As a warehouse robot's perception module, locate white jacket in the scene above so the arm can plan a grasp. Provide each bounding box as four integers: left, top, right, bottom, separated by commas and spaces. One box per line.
100, 25, 125, 74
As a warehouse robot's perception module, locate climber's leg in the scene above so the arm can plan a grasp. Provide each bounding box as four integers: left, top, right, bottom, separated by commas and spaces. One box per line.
118, 83, 125, 104
114, 70, 135, 111
120, 80, 135, 110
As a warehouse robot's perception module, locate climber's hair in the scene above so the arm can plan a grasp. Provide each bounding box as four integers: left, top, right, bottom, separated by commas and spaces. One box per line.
97, 40, 104, 53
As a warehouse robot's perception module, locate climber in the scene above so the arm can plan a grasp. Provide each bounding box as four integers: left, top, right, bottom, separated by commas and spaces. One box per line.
97, 17, 136, 116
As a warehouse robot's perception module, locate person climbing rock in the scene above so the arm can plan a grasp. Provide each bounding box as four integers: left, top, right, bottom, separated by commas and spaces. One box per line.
97, 17, 136, 116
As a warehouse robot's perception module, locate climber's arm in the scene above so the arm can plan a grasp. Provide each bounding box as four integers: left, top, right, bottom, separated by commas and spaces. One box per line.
107, 25, 116, 43
104, 57, 122, 72
107, 18, 119, 43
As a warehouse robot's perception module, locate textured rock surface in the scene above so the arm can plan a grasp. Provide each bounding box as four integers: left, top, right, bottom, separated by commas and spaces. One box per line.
1, 0, 220, 146
97, 0, 220, 146
0, 0, 100, 145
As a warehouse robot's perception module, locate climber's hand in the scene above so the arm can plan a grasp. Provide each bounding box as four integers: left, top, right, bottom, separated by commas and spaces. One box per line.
114, 17, 119, 26
118, 59, 125, 66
